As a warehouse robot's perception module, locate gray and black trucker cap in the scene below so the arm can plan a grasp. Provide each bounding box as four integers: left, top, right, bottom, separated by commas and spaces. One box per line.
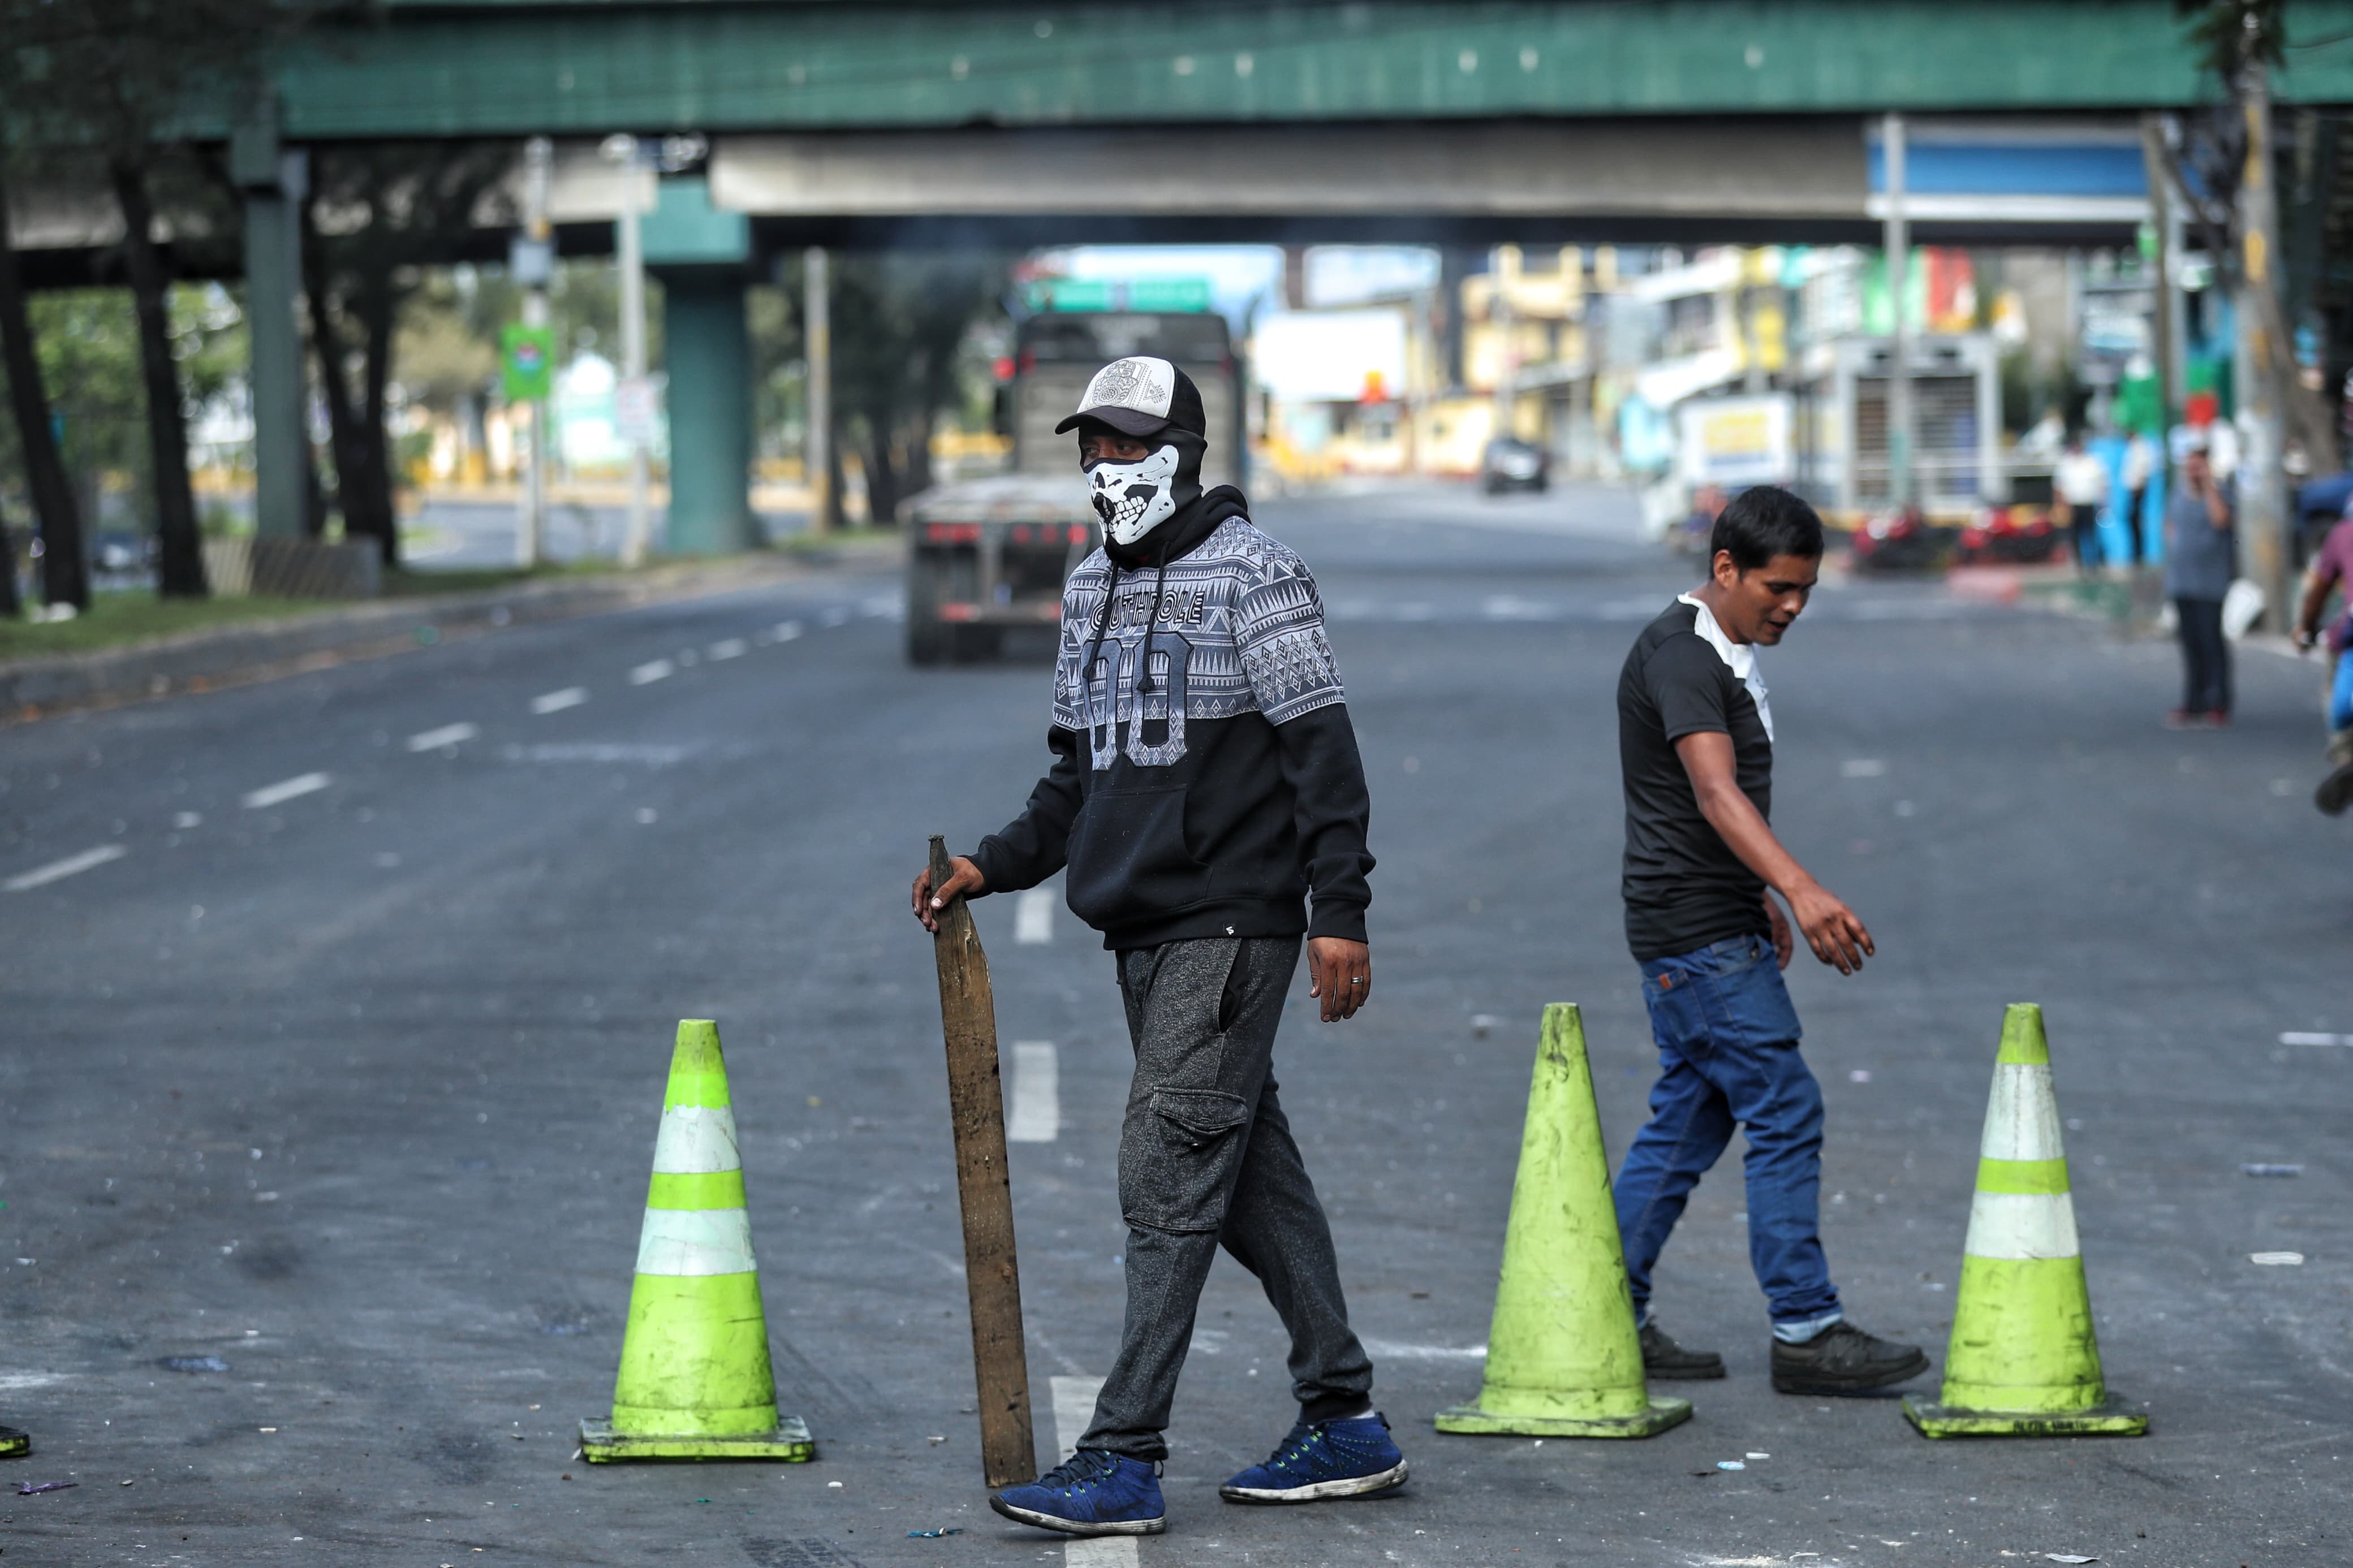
1054, 356, 1206, 440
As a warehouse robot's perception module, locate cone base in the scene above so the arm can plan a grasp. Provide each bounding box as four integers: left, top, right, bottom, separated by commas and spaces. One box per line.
0, 1424, 28, 1458
578, 1414, 815, 1462
1433, 1396, 1692, 1439
1902, 1393, 2147, 1439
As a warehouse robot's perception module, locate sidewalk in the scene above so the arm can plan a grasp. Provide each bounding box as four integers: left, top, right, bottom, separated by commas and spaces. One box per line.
0, 551, 863, 724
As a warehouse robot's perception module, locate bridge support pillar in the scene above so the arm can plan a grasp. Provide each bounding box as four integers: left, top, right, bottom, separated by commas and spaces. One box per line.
644, 178, 756, 556
231, 114, 308, 541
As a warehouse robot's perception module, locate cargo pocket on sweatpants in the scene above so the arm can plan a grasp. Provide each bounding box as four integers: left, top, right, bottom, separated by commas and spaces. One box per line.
1123, 1088, 1251, 1233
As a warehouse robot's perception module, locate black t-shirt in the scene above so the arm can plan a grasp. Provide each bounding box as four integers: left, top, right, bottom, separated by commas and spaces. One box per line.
1618, 599, 1773, 961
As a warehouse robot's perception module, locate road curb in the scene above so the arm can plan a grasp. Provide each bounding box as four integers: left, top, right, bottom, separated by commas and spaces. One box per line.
0, 554, 843, 725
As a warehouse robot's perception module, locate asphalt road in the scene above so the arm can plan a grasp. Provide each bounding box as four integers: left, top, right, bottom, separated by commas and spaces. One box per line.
4, 480, 2350, 1567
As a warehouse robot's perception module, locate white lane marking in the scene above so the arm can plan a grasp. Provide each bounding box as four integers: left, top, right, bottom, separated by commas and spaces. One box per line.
1046, 1375, 1135, 1566
406, 722, 478, 753
242, 772, 330, 809
1007, 1043, 1060, 1144
1015, 888, 1055, 946
821, 607, 850, 627
628, 659, 674, 685
173, 811, 202, 829
531, 686, 588, 715
1359, 1338, 1489, 1360
5, 843, 128, 892
2282, 1031, 2353, 1047
1841, 758, 1887, 778
1050, 1375, 1104, 1466
502, 742, 691, 766
0, 1371, 67, 1390
2252, 1251, 2306, 1265
633, 1208, 756, 1277
774, 620, 803, 642
707, 638, 747, 660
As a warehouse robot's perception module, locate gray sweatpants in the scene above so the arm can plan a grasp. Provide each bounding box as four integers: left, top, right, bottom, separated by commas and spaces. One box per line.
1078, 935, 1374, 1461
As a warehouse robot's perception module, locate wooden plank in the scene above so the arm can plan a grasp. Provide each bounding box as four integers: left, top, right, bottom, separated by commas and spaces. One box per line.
926, 835, 1037, 1489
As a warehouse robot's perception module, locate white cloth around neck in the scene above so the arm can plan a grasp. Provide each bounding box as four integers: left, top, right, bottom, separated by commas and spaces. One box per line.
1678, 593, 1774, 742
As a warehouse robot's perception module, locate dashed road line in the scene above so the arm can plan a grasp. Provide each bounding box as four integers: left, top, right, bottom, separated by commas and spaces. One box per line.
242, 772, 331, 809
707, 637, 747, 660
4, 843, 129, 892
773, 620, 803, 642
1007, 1043, 1059, 1144
406, 722, 478, 753
629, 659, 674, 686
1046, 1375, 1134, 1566
531, 687, 588, 715
2282, 1031, 2353, 1047
1015, 888, 1056, 946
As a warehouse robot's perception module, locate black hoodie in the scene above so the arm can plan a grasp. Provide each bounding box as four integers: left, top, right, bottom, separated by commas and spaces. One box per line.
967, 487, 1374, 951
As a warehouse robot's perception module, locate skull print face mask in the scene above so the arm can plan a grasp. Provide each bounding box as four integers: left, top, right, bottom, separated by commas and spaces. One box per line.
1087, 443, 1182, 547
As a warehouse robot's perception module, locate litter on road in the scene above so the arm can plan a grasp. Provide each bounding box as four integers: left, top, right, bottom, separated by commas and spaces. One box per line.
2251, 1252, 2306, 1265
15, 1480, 76, 1494
2241, 1164, 2304, 1177
907, 1527, 963, 1537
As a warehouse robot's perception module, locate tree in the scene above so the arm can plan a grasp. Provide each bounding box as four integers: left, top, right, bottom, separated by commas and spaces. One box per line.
813, 252, 1010, 524
1, 0, 336, 597
0, 166, 89, 610
302, 141, 519, 565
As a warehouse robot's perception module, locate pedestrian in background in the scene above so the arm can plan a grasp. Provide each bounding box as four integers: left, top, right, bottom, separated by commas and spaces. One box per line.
2055, 434, 2110, 574
2292, 503, 2353, 811
1610, 485, 1929, 1397
2120, 427, 2158, 567
2165, 441, 2236, 729
914, 355, 1400, 1539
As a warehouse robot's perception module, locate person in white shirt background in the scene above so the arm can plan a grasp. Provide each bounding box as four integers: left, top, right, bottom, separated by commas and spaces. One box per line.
2053, 434, 2112, 574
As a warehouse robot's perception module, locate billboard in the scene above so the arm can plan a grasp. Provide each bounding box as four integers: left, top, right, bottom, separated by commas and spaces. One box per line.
1252, 309, 1408, 404
1676, 395, 1793, 488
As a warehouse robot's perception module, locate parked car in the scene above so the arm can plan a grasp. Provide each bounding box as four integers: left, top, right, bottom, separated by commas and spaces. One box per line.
1480, 437, 1549, 495
1848, 506, 1959, 572
1955, 503, 2061, 566
91, 530, 151, 574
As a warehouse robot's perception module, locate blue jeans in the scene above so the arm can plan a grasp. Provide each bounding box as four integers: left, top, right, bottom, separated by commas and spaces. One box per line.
2330, 646, 2353, 735
1613, 933, 1841, 1328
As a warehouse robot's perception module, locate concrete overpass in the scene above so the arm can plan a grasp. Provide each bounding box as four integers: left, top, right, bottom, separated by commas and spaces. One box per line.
40, 0, 2353, 551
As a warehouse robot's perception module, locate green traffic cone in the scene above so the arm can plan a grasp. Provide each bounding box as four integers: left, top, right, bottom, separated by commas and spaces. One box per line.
1436, 1004, 1691, 1438
580, 1020, 814, 1461
1904, 1005, 2145, 1437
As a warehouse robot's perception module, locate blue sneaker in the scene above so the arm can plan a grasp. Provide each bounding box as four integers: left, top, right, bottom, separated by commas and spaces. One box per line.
990, 1448, 1166, 1536
1219, 1411, 1408, 1504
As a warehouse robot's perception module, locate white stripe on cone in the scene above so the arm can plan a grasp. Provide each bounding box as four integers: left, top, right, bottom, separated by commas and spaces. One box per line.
1963, 1190, 2082, 1261
1979, 1064, 2066, 1161
635, 1207, 758, 1277
652, 1105, 742, 1174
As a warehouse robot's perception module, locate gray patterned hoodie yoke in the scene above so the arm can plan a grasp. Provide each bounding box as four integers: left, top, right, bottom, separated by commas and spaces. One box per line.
969, 488, 1376, 951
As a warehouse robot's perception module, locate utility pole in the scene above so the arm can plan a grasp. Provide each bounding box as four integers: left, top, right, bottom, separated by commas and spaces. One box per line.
607, 137, 654, 568
2236, 57, 2293, 623
516, 136, 554, 568
804, 247, 831, 534
2141, 115, 2184, 438
1882, 112, 1914, 511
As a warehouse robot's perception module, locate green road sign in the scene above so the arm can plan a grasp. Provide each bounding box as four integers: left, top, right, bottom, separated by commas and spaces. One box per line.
501, 323, 555, 401
1024, 277, 1212, 314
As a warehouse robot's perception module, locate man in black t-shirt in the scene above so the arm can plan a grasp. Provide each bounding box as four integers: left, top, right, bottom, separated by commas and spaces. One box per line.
1611, 486, 1929, 1397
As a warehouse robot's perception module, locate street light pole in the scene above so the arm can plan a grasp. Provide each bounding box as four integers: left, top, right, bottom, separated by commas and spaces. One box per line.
804, 246, 831, 534
617, 186, 650, 567
517, 135, 554, 568
1882, 112, 1914, 511
2236, 58, 2292, 624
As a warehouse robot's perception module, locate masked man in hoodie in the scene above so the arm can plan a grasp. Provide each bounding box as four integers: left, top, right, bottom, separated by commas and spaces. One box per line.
912, 356, 1401, 1537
